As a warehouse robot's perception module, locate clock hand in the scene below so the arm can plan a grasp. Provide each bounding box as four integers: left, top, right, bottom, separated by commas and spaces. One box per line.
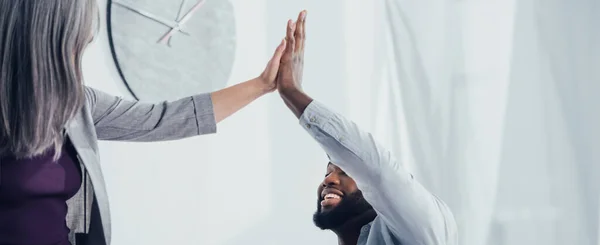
176, 0, 206, 26
168, 0, 188, 47
112, 0, 190, 36
158, 0, 206, 44
176, 0, 188, 21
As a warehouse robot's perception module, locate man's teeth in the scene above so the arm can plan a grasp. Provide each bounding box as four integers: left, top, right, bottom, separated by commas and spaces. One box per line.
324, 194, 341, 199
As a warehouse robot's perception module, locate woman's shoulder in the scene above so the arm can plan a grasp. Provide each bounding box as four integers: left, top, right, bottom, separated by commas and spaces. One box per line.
83, 86, 96, 109
70, 86, 98, 132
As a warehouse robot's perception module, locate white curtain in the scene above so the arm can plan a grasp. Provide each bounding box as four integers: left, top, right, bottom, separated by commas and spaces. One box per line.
359, 0, 600, 244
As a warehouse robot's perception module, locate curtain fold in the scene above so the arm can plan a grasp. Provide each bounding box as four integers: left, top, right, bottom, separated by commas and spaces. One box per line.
534, 0, 600, 243
373, 0, 599, 244
375, 1, 509, 244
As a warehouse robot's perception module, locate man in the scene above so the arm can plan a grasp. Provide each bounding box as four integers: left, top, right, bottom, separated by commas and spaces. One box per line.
276, 11, 458, 245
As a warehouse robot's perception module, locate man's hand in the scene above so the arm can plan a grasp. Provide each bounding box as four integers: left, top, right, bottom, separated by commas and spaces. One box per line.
258, 38, 288, 93
277, 10, 313, 119
277, 10, 306, 94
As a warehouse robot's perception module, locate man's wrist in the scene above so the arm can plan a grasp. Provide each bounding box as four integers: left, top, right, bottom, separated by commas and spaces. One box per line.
278, 86, 312, 118
279, 86, 299, 97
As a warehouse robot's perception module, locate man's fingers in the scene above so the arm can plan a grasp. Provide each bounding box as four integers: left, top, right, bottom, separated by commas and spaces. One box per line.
286, 19, 296, 54
295, 10, 306, 51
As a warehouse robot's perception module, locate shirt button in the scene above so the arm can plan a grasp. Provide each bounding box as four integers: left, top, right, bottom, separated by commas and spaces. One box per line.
306, 123, 311, 129
310, 117, 317, 123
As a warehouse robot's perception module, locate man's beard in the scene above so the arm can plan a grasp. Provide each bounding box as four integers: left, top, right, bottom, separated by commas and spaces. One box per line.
313, 190, 374, 230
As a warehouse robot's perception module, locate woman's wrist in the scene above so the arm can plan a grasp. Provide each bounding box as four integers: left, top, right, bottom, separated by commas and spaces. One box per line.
255, 75, 277, 94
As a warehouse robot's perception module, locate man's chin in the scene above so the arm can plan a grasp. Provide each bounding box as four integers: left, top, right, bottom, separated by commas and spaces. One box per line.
313, 203, 352, 230
313, 208, 377, 231
312, 191, 375, 230
320, 203, 340, 213
313, 211, 333, 230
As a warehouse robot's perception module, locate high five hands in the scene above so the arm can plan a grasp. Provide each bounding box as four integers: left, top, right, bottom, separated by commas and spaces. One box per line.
259, 10, 307, 92
258, 10, 311, 118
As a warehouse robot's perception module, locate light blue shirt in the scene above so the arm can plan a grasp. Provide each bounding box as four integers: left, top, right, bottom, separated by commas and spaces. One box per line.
299, 101, 458, 245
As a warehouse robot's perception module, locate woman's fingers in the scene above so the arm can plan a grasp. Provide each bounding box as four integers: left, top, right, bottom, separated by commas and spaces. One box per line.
262, 38, 286, 81
271, 38, 286, 65
274, 38, 286, 58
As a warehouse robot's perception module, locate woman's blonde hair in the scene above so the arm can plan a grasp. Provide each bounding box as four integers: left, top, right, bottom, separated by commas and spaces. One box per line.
0, 0, 99, 159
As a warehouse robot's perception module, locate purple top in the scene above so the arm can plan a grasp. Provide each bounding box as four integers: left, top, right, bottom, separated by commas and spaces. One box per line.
0, 140, 82, 245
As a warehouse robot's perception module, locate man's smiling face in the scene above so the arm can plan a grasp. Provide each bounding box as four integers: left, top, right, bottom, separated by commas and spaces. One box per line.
313, 163, 374, 230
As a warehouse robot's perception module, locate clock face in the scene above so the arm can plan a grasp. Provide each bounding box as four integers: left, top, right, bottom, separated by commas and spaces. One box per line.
107, 0, 236, 101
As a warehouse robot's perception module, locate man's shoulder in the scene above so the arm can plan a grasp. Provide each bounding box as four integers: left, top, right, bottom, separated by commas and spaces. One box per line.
359, 218, 403, 245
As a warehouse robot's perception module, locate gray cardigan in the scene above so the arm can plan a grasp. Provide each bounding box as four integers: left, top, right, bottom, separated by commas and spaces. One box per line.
34, 86, 216, 245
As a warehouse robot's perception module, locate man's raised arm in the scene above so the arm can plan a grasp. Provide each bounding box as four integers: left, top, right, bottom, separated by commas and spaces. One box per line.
275, 10, 457, 245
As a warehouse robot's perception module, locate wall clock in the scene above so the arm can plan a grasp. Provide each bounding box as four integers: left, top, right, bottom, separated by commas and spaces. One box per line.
107, 0, 236, 101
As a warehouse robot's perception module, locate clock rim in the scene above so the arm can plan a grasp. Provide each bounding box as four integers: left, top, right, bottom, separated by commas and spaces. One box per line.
106, 0, 140, 100
106, 0, 237, 101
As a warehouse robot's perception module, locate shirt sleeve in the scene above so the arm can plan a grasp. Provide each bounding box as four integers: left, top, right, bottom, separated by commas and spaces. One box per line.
299, 100, 457, 245
84, 86, 217, 141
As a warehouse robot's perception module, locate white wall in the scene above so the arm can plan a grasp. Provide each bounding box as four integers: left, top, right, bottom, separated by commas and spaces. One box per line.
83, 0, 355, 244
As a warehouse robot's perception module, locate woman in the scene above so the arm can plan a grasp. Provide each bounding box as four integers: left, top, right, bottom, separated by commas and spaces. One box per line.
0, 1, 288, 245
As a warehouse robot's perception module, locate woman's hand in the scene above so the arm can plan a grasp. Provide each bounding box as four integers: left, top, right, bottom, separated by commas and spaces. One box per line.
277, 10, 307, 94
211, 38, 287, 123
258, 38, 288, 93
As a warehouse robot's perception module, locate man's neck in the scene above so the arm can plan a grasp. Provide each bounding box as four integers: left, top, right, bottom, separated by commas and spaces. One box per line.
332, 210, 377, 245
336, 232, 361, 245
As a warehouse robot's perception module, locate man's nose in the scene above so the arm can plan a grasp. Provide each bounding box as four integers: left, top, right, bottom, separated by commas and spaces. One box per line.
322, 173, 340, 187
